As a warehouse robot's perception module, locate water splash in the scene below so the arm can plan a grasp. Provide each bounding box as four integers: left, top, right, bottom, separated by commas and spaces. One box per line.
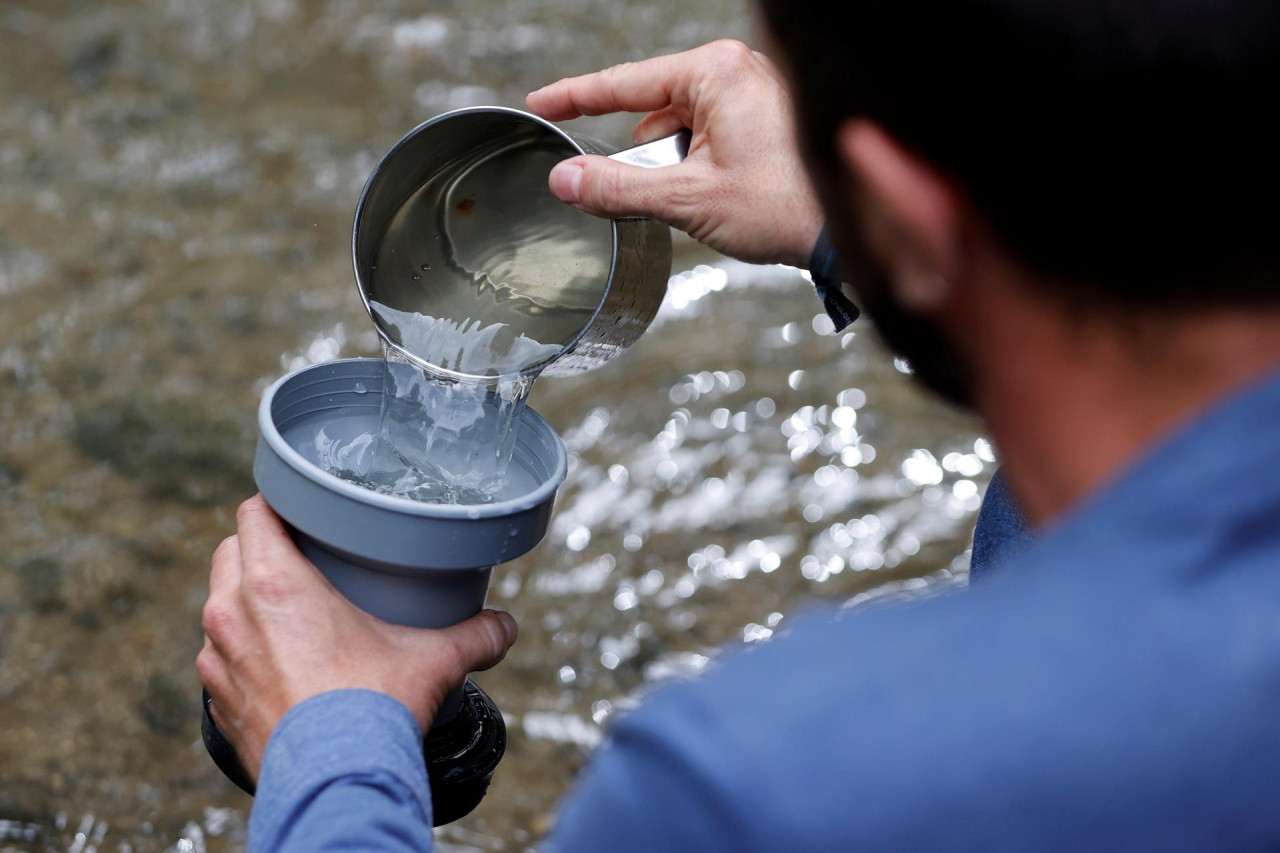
313, 306, 550, 505
370, 301, 562, 377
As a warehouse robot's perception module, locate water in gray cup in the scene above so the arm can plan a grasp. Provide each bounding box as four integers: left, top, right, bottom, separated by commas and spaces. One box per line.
310, 341, 546, 505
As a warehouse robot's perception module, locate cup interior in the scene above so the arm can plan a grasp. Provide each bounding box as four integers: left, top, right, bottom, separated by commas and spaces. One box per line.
264, 358, 565, 514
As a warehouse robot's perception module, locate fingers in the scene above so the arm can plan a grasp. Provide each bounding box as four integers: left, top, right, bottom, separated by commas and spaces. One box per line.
434, 609, 519, 682
527, 40, 759, 123
210, 534, 242, 594
751, 49, 784, 82
205, 532, 245, 656
633, 106, 685, 144
196, 634, 230, 700
204, 539, 243, 650
548, 154, 695, 222
202, 588, 240, 650
528, 54, 685, 121
205, 696, 228, 733
235, 494, 301, 571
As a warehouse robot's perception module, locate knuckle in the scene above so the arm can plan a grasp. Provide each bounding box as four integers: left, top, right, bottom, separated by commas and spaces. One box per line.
195, 645, 220, 686
668, 170, 701, 203
602, 60, 635, 84
565, 88, 589, 118
242, 566, 296, 602
479, 613, 505, 660
752, 50, 777, 73
212, 535, 237, 563
236, 495, 266, 524
592, 165, 628, 209
709, 39, 754, 67
440, 636, 468, 684
201, 599, 236, 641
572, 62, 633, 115
661, 171, 705, 225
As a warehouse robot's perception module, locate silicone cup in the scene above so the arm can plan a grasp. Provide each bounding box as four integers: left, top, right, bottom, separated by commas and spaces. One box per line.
201, 358, 568, 823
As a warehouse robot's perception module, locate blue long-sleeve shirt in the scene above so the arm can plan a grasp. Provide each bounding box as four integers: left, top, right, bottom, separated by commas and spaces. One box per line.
251, 691, 436, 850
250, 367, 1280, 851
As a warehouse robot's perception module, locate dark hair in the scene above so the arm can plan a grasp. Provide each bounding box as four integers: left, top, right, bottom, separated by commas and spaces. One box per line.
760, 0, 1280, 307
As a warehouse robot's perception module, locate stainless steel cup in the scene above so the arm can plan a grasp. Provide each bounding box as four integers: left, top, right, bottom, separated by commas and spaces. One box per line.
352, 106, 688, 379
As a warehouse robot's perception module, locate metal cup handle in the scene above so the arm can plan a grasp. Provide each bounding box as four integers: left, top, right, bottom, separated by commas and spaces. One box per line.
607, 129, 691, 169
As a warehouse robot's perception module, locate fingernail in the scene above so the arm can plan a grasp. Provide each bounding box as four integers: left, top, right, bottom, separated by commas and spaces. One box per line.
548, 162, 583, 203
496, 611, 518, 645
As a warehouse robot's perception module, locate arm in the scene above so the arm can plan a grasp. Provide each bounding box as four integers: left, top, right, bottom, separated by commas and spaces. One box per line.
526, 40, 824, 268
197, 496, 518, 851
248, 691, 436, 852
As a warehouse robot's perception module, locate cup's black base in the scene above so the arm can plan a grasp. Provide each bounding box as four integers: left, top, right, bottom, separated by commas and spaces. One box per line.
201, 690, 257, 795
201, 681, 507, 826
423, 680, 507, 825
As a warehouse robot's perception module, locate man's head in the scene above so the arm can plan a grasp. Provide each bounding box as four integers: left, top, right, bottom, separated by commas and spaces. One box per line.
759, 0, 1280, 407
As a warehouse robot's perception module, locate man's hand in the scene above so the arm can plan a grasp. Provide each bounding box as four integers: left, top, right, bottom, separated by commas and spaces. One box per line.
196, 495, 517, 781
526, 39, 823, 267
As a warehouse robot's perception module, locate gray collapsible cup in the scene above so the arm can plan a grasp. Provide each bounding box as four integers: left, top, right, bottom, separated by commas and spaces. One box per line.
201, 358, 567, 822
253, 358, 565, 629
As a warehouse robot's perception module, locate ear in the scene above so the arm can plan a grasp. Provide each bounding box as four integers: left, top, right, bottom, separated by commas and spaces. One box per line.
836, 120, 962, 312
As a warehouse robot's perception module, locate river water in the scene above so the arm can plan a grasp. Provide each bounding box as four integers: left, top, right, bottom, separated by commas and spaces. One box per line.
0, 2, 990, 850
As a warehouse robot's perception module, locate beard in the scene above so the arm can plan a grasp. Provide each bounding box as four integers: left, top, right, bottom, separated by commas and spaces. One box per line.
811, 158, 978, 409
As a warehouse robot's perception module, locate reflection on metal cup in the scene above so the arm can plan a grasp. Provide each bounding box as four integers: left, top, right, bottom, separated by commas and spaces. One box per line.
352, 106, 685, 380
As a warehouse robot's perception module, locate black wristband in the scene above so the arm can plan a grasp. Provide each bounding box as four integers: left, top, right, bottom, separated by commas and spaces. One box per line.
808, 225, 860, 332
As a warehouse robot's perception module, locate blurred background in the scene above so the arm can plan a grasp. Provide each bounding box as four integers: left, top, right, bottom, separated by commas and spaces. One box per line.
0, 1, 990, 850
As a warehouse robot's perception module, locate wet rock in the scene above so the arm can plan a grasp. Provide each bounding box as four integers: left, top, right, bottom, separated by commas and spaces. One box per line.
68, 33, 119, 90
0, 240, 50, 298
125, 538, 176, 572
221, 296, 262, 336
0, 787, 54, 846
0, 457, 21, 488
72, 396, 254, 506
105, 580, 146, 616
0, 817, 46, 848
71, 608, 103, 631
139, 673, 193, 736
74, 365, 106, 390
72, 581, 146, 631
22, 155, 54, 183
116, 253, 144, 277
18, 556, 65, 614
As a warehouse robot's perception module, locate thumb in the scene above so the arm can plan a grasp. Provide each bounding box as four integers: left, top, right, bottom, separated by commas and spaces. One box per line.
433, 609, 519, 680
548, 154, 687, 222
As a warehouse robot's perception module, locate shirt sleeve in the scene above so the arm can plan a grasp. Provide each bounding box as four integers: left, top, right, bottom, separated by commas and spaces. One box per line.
248, 689, 435, 853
